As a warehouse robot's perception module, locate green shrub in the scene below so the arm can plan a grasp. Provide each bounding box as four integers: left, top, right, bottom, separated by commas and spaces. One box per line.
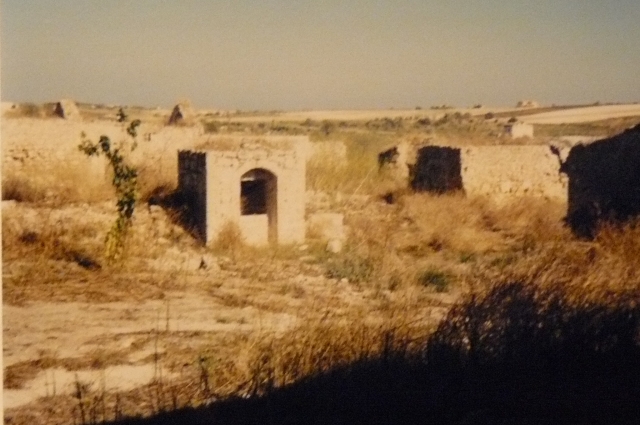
203, 121, 220, 133
19, 103, 42, 118
325, 253, 375, 284
78, 119, 141, 263
416, 269, 450, 292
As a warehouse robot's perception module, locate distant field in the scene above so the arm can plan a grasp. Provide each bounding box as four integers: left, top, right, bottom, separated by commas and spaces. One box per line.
0, 102, 520, 123
521, 104, 640, 124
6, 101, 640, 125
199, 107, 519, 123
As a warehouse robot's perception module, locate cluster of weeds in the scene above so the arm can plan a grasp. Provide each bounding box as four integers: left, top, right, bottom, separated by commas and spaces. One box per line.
210, 221, 246, 260
324, 250, 375, 284
1, 175, 48, 202
416, 269, 450, 293
2, 166, 112, 205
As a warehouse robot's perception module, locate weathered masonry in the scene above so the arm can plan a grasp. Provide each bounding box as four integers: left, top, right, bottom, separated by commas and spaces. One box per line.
178, 136, 307, 246
505, 122, 534, 139
410, 145, 568, 202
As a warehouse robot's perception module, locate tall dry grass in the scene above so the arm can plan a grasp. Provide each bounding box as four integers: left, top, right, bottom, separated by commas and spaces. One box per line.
2, 166, 113, 205
306, 131, 403, 196
102, 271, 639, 424
219, 214, 639, 422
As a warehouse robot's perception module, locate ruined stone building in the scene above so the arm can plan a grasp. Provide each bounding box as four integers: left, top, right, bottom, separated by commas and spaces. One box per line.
54, 99, 81, 120
409, 145, 567, 202
505, 122, 534, 139
168, 101, 195, 125
178, 136, 307, 246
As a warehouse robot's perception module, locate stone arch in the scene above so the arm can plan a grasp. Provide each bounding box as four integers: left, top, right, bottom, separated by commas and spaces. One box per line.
240, 168, 278, 244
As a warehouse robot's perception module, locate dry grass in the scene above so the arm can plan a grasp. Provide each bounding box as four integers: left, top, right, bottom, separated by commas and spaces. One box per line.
5, 190, 640, 424
3, 102, 57, 119
91, 273, 639, 424
4, 109, 640, 424
398, 193, 504, 255
2, 175, 49, 202
481, 218, 640, 302
2, 166, 113, 205
306, 132, 400, 196
210, 221, 246, 258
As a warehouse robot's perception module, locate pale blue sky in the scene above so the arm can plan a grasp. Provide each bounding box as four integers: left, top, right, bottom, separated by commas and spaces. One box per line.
2, 1, 639, 110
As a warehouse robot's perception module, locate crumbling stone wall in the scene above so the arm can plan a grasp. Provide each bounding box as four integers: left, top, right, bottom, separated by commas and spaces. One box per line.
560, 124, 640, 238
2, 117, 204, 188
2, 118, 108, 187
178, 136, 307, 246
411, 145, 568, 202
462, 146, 567, 201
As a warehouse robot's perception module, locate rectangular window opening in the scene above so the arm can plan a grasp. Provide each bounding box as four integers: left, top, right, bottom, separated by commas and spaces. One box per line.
241, 180, 267, 215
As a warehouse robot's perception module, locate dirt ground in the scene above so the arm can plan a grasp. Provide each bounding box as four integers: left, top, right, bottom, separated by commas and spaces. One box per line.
2, 195, 456, 424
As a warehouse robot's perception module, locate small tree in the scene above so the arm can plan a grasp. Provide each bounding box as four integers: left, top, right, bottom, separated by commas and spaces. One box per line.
78, 119, 141, 263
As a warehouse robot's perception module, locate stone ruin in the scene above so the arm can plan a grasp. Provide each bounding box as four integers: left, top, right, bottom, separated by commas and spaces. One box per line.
54, 99, 81, 120
178, 136, 307, 246
505, 122, 534, 139
408, 145, 567, 201
403, 124, 640, 238
517, 100, 540, 108
168, 101, 195, 126
558, 124, 640, 238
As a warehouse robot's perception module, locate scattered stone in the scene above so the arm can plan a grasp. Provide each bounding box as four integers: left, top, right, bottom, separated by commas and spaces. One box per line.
198, 254, 220, 272
149, 205, 163, 215
146, 249, 220, 272
308, 213, 345, 241
2, 200, 17, 209
326, 239, 343, 253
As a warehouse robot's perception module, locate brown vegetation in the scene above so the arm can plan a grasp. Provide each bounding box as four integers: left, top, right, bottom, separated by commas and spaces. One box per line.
3, 104, 640, 425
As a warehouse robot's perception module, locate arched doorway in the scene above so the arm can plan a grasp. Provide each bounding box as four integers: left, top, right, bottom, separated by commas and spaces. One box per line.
240, 168, 278, 244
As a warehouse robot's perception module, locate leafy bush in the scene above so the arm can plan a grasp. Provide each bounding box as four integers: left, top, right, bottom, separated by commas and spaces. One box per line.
78, 119, 141, 263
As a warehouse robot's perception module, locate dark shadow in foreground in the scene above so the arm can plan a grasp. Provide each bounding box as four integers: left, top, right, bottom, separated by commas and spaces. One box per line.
107, 281, 640, 425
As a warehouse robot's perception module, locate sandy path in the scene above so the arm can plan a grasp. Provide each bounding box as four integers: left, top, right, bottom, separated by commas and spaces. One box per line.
520, 104, 640, 124
3, 290, 297, 409
3, 292, 293, 369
